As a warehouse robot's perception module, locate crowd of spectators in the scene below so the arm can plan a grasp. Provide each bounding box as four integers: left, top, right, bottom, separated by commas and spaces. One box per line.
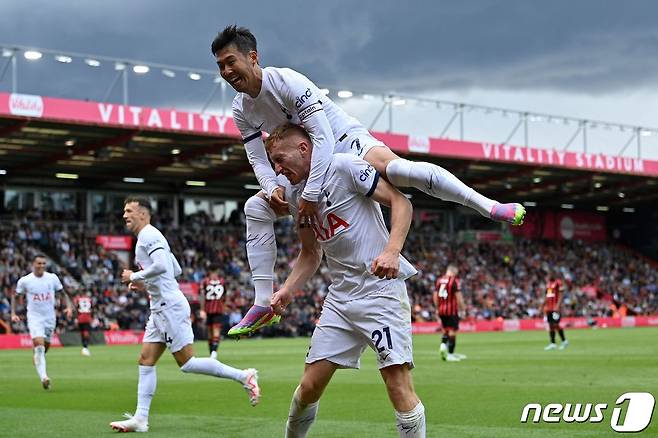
1, 213, 656, 338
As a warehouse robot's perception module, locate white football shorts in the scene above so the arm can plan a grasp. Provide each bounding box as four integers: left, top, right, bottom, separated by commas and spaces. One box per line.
334, 131, 387, 159
306, 279, 414, 370
27, 313, 55, 342
143, 299, 194, 353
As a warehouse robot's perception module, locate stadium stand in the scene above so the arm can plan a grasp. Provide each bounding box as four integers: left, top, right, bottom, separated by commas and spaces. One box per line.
2, 212, 656, 338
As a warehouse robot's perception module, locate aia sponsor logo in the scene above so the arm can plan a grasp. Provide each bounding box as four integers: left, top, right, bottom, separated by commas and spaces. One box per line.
9, 93, 44, 117
312, 213, 349, 241
32, 292, 52, 302
521, 392, 655, 433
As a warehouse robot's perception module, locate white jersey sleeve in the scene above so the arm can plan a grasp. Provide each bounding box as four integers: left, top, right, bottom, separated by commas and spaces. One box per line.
16, 277, 26, 295
130, 247, 168, 282
233, 101, 280, 198
336, 154, 380, 198
276, 69, 335, 202
132, 224, 185, 310
51, 273, 64, 292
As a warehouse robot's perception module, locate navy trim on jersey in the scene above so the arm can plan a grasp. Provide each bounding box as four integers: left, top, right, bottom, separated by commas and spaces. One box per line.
243, 131, 262, 143
365, 171, 380, 197
147, 247, 165, 256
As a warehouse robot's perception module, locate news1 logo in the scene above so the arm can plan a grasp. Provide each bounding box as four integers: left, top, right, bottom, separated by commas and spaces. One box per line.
520, 392, 655, 433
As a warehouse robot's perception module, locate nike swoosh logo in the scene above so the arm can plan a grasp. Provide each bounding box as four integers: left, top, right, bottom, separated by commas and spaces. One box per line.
256, 122, 264, 130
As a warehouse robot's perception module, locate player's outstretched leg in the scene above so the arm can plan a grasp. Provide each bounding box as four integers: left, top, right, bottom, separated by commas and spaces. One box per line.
180, 357, 260, 406
367, 148, 525, 225
228, 195, 281, 337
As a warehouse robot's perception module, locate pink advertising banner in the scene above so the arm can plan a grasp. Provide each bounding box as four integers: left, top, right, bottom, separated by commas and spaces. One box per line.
103, 330, 144, 345
510, 210, 607, 241
179, 282, 200, 302
95, 235, 133, 251
373, 132, 658, 176
0, 92, 240, 137
0, 333, 61, 349
2, 92, 657, 176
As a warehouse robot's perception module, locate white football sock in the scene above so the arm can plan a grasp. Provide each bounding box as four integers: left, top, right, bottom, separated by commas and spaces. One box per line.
33, 345, 47, 380
395, 401, 426, 438
135, 365, 156, 421
244, 195, 277, 307
286, 385, 319, 438
386, 158, 496, 218
180, 357, 246, 382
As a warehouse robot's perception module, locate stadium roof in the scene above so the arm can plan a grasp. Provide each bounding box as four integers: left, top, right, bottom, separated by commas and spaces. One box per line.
1, 92, 657, 211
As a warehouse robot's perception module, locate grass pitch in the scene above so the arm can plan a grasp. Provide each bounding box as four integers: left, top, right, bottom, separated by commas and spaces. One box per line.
1, 327, 656, 437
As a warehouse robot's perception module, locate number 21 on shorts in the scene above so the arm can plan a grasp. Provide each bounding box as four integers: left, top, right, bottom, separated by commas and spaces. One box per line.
371, 326, 393, 352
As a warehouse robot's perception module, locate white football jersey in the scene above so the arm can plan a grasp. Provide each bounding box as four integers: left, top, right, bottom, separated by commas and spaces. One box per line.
233, 66, 369, 202
287, 154, 417, 302
16, 272, 63, 318
133, 224, 186, 311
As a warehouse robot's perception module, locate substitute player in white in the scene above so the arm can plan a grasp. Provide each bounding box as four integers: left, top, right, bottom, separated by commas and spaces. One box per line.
210, 25, 526, 336
266, 124, 426, 438
11, 254, 73, 390
110, 197, 260, 433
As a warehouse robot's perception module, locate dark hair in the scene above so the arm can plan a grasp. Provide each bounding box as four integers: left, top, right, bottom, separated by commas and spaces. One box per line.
124, 196, 152, 213
33, 254, 47, 261
208, 264, 220, 273
264, 122, 311, 152
211, 25, 257, 56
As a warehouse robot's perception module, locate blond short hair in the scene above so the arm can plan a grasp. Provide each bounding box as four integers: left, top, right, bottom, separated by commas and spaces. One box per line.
264, 123, 311, 152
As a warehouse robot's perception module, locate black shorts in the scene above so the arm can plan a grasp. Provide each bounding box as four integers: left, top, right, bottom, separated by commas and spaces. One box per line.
206, 314, 225, 325
546, 311, 561, 324
78, 322, 91, 333
439, 315, 460, 330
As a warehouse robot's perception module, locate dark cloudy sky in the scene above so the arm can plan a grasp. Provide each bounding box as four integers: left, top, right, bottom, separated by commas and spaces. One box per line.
1, 0, 657, 155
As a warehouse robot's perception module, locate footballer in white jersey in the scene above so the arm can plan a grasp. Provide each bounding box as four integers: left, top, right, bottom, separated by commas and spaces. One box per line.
232, 65, 372, 201
131, 223, 186, 312
211, 24, 525, 339
285, 153, 418, 303
266, 124, 427, 437
11, 254, 73, 390
111, 197, 260, 433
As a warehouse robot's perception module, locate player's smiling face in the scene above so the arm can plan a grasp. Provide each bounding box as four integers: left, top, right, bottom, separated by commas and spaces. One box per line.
268, 138, 311, 185
216, 44, 259, 96
32, 257, 47, 276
